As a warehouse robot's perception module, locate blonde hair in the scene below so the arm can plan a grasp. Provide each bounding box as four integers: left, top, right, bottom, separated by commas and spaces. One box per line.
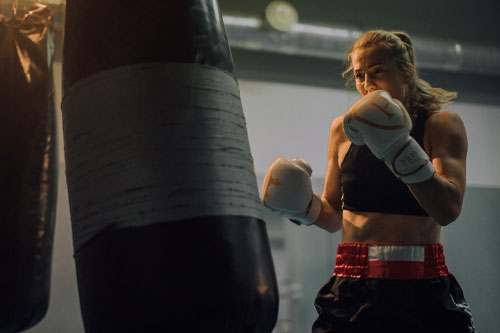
343, 30, 456, 113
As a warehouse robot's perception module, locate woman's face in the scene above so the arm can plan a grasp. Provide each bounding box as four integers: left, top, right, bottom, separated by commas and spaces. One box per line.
351, 45, 408, 103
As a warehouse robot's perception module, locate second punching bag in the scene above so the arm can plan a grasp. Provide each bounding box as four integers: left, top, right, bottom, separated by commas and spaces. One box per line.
62, 0, 278, 332
0, 3, 57, 332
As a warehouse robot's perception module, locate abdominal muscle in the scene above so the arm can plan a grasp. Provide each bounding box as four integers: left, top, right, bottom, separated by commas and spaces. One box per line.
341, 210, 441, 244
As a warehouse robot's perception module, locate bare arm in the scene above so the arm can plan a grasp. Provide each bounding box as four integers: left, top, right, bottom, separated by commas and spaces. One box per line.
408, 111, 468, 226
314, 116, 345, 233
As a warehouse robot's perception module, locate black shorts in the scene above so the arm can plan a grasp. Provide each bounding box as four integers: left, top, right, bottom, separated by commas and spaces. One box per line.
312, 244, 475, 333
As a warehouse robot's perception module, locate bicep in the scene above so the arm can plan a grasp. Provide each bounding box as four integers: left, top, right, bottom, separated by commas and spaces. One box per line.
314, 119, 344, 232
322, 119, 344, 213
322, 156, 343, 212
428, 111, 468, 191
407, 111, 468, 224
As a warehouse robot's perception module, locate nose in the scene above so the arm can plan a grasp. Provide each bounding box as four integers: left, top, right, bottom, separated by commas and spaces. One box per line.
364, 74, 376, 93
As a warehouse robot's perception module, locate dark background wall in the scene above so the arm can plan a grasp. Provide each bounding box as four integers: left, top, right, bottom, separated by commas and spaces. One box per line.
218, 0, 500, 48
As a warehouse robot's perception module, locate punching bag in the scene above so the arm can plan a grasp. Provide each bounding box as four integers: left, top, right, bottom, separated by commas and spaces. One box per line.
62, 1, 279, 332
0, 3, 58, 332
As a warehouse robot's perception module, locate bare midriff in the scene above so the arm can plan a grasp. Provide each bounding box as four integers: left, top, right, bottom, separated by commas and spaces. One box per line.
341, 210, 441, 244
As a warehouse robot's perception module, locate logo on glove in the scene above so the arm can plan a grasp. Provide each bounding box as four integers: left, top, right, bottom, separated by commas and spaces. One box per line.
349, 94, 408, 131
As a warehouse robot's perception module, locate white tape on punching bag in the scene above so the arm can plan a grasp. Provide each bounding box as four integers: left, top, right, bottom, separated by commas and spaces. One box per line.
62, 62, 264, 251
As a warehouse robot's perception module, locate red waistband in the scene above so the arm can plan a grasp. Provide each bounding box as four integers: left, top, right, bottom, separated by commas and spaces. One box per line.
333, 243, 450, 280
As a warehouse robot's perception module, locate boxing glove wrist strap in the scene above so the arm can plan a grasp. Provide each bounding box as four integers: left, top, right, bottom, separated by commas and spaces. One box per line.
383, 137, 435, 184
291, 192, 322, 226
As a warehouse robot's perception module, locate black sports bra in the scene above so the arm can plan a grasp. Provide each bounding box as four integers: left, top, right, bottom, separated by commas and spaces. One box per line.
340, 110, 429, 216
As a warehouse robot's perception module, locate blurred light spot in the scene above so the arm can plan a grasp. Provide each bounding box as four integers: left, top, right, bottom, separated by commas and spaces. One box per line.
292, 23, 351, 39
223, 15, 262, 28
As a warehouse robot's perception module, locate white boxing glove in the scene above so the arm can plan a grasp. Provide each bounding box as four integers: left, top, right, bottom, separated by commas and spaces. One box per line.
343, 90, 435, 184
261, 157, 321, 225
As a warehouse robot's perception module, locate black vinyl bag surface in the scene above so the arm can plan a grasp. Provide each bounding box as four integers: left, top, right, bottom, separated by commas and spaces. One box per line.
0, 3, 57, 332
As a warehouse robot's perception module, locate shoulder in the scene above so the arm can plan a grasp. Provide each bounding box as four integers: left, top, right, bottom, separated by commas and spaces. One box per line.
425, 110, 466, 140
328, 115, 351, 163
329, 115, 347, 139
426, 110, 464, 130
424, 110, 467, 157
328, 115, 350, 148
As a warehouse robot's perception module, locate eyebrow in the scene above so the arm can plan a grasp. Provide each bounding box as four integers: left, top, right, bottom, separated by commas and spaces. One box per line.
354, 62, 384, 73
368, 62, 384, 68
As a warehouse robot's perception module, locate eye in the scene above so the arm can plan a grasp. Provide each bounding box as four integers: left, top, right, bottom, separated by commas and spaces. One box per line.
354, 72, 364, 81
374, 67, 385, 74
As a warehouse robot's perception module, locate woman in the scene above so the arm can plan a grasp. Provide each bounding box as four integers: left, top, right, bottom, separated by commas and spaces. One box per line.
262, 30, 475, 332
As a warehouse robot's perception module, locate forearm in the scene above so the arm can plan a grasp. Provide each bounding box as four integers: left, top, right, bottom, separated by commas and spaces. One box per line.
408, 174, 463, 226
313, 197, 343, 233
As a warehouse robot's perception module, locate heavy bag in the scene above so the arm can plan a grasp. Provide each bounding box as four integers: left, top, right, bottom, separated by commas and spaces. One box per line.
62, 0, 279, 332
0, 3, 57, 332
